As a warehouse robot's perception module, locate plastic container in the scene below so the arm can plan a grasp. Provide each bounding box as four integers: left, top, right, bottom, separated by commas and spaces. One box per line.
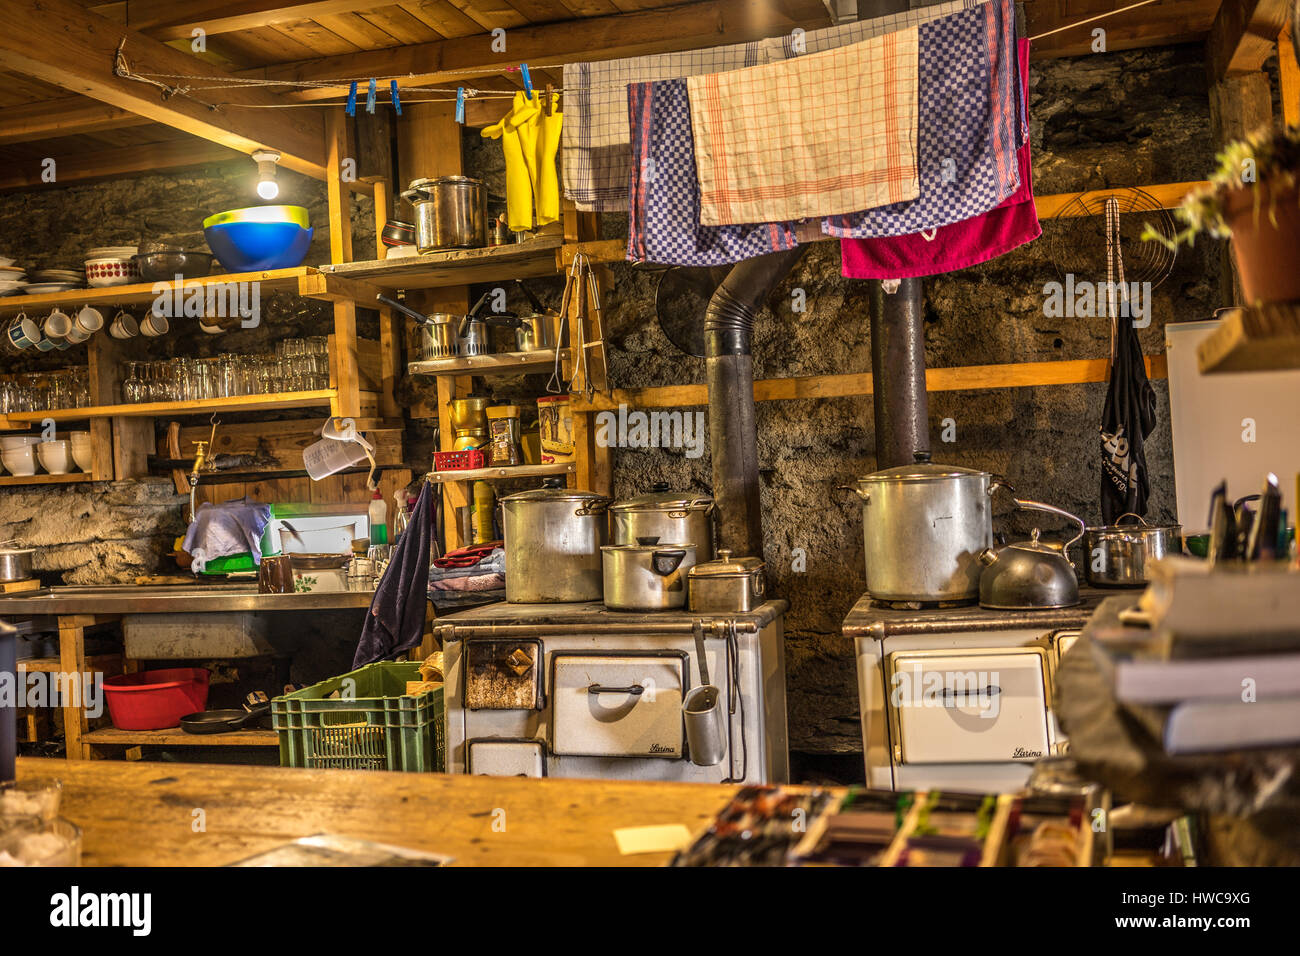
433, 448, 485, 471
203, 221, 313, 272
102, 668, 210, 731
272, 662, 443, 772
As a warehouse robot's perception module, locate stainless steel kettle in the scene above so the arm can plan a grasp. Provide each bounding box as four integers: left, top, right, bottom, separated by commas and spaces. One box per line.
978, 499, 1086, 610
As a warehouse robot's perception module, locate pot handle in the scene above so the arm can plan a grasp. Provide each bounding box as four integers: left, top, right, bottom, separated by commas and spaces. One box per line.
837, 484, 870, 503
1115, 512, 1149, 527
988, 476, 1015, 497
652, 549, 687, 576
1012, 498, 1086, 553
574, 496, 612, 516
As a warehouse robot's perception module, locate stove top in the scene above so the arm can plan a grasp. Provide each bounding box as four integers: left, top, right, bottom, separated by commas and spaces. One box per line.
437, 599, 788, 630
842, 588, 1116, 640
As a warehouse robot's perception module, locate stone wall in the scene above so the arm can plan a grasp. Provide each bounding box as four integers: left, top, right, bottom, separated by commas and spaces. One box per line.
0, 43, 1231, 756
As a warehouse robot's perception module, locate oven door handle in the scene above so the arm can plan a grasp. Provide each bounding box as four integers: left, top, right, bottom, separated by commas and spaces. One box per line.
587, 683, 646, 696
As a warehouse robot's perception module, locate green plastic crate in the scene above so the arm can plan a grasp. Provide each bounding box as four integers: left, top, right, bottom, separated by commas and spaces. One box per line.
272, 662, 444, 772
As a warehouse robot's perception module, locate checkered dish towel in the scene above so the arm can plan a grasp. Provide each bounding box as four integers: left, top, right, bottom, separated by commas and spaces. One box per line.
687, 27, 921, 226
822, 0, 1018, 238
562, 41, 767, 212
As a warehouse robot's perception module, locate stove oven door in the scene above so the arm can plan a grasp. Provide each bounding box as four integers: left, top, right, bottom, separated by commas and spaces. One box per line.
550, 652, 687, 758
467, 738, 547, 777
465, 639, 543, 710
884, 647, 1052, 765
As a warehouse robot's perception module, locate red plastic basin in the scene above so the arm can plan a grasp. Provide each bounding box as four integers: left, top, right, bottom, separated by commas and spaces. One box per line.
102, 668, 210, 731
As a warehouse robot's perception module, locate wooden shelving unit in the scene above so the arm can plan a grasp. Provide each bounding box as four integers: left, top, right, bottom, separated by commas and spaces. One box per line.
408, 349, 565, 376
0, 389, 338, 425
426, 461, 574, 484
83, 727, 278, 748
313, 236, 566, 292
0, 472, 95, 486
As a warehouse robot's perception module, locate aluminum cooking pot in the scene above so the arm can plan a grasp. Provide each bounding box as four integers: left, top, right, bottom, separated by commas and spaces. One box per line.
501, 483, 611, 603
402, 176, 487, 251
377, 294, 491, 359
601, 538, 697, 611
1084, 513, 1182, 588
610, 483, 715, 562
0, 548, 33, 583
847, 453, 1003, 603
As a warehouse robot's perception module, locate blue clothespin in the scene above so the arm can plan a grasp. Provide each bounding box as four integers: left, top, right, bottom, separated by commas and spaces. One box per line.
365, 78, 377, 114
345, 81, 357, 117
520, 63, 533, 98
455, 87, 465, 125
390, 81, 402, 116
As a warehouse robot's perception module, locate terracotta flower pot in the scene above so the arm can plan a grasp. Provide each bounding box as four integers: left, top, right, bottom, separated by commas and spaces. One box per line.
1223, 179, 1300, 305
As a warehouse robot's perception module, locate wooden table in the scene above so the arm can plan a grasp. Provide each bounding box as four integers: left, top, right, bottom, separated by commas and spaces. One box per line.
16, 757, 738, 867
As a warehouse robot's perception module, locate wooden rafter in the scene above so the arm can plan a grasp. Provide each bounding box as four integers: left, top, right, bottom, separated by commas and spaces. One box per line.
0, 138, 239, 192
0, 0, 327, 177
1207, 0, 1293, 77
0, 96, 151, 144
87, 0, 381, 42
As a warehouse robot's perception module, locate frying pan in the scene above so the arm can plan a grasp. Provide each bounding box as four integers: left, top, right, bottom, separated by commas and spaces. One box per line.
654, 266, 730, 358
180, 702, 273, 735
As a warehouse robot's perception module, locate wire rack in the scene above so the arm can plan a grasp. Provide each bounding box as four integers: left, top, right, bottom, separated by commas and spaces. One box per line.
1047, 186, 1178, 291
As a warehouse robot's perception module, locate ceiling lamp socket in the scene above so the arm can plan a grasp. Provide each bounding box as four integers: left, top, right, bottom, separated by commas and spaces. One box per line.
252, 148, 281, 200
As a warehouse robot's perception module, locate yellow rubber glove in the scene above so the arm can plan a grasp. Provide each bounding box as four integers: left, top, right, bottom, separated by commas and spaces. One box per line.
481, 92, 538, 232
535, 91, 563, 226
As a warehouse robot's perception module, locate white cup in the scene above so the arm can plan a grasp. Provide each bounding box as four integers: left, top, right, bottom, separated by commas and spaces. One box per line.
65, 324, 89, 344
75, 305, 104, 334
109, 310, 138, 339
3, 446, 36, 477
36, 440, 70, 475
43, 309, 72, 341
140, 312, 169, 337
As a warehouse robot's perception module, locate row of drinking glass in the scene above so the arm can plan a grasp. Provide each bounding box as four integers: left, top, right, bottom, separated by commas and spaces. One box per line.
0, 368, 91, 413
120, 338, 330, 403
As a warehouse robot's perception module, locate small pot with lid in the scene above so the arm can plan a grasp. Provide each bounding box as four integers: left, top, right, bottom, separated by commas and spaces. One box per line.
846, 452, 1003, 603
602, 538, 697, 611
1083, 513, 1182, 588
610, 482, 715, 562
401, 175, 487, 251
688, 549, 766, 613
501, 479, 611, 603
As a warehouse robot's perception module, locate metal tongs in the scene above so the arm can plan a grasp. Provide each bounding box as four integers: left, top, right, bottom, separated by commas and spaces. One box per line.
547, 251, 603, 401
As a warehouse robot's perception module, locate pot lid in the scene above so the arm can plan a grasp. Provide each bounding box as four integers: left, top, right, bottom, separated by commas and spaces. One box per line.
601, 542, 696, 552
409, 175, 483, 189
502, 485, 605, 502
859, 451, 989, 484
610, 483, 714, 513
688, 548, 763, 577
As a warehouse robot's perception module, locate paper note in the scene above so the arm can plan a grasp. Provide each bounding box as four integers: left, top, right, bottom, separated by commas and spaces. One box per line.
613, 824, 693, 856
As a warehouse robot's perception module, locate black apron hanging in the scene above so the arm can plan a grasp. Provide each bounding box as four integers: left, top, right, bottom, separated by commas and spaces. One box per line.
1099, 197, 1157, 522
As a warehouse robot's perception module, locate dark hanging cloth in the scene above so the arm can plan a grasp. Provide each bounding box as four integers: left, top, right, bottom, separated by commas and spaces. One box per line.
354, 482, 432, 668
1099, 313, 1157, 523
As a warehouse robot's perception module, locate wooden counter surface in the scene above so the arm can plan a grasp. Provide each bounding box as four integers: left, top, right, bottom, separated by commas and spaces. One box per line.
15, 757, 738, 867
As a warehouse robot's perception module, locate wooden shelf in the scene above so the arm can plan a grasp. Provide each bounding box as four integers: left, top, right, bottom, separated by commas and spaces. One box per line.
0, 267, 319, 319
0, 389, 338, 425
312, 237, 565, 292
19, 654, 123, 674
1197, 303, 1300, 373
408, 349, 565, 376
426, 461, 575, 483
0, 471, 98, 486
84, 727, 279, 748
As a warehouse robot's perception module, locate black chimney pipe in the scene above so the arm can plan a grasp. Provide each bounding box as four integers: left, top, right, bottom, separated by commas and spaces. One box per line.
1, 620, 16, 785
869, 278, 930, 469
704, 247, 807, 559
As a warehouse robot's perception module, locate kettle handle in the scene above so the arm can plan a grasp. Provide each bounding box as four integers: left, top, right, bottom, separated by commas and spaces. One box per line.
1012, 498, 1086, 553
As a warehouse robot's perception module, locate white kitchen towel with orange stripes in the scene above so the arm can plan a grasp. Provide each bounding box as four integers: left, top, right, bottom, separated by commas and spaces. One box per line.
687, 27, 920, 226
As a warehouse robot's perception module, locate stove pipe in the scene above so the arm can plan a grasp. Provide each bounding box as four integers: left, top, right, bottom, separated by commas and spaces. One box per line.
1, 620, 16, 785
704, 247, 806, 558
869, 278, 930, 468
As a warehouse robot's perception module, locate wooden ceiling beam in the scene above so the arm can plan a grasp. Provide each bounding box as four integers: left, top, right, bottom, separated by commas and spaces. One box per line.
87, 1, 379, 42
0, 96, 152, 144
0, 138, 239, 192
1207, 0, 1292, 78
244, 0, 832, 100
0, 0, 327, 177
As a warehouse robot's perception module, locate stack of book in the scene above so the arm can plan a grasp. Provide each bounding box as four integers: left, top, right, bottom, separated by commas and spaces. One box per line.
1091, 558, 1300, 756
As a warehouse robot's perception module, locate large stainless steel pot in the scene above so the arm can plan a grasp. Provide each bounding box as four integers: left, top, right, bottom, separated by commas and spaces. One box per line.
1084, 513, 1182, 588
848, 454, 1003, 603
609, 484, 715, 562
402, 176, 487, 251
501, 485, 611, 603
0, 548, 33, 583
601, 540, 697, 611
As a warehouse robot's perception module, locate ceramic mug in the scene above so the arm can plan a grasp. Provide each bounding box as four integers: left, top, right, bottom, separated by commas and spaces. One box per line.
257, 555, 294, 594
75, 305, 104, 335
33, 336, 56, 352
109, 310, 138, 339
6, 314, 39, 350
43, 309, 72, 341
36, 440, 69, 475
140, 312, 169, 337
64, 324, 89, 344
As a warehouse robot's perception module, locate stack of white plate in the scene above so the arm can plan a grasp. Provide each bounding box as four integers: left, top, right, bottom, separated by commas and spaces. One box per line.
0, 262, 28, 297
29, 268, 86, 285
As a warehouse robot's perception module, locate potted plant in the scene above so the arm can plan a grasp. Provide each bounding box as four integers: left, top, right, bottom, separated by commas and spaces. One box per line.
1144, 124, 1300, 305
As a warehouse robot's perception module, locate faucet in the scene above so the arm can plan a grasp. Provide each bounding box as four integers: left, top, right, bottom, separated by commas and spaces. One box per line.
188, 418, 220, 523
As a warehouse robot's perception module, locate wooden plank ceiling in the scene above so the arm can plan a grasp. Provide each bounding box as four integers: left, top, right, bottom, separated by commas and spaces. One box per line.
0, 0, 1263, 181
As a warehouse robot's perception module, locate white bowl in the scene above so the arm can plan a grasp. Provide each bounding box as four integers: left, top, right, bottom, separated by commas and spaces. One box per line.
0, 435, 40, 449
36, 440, 69, 475
2, 447, 36, 477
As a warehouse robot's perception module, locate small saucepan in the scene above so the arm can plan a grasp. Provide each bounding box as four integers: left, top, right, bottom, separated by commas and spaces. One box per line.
377, 293, 494, 359
1083, 513, 1182, 588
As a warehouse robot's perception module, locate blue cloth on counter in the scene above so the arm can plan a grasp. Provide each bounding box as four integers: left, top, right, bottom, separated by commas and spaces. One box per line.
354, 482, 432, 668
182, 497, 271, 574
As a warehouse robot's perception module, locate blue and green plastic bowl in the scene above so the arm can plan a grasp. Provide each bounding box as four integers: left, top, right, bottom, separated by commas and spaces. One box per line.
202, 205, 314, 272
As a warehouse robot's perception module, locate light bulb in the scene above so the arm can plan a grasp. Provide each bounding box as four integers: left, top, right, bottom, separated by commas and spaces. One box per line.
251, 148, 281, 202
257, 179, 279, 200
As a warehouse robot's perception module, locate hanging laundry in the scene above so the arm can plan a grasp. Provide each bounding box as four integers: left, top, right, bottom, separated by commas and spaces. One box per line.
823, 0, 1017, 239
561, 40, 768, 212
840, 38, 1038, 279
687, 27, 921, 226
627, 78, 799, 266
481, 90, 562, 231
765, 0, 978, 59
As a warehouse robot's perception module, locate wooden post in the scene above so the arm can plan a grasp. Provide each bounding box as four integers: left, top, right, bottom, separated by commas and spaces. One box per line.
1208, 73, 1273, 303
1280, 22, 1300, 129
326, 108, 362, 419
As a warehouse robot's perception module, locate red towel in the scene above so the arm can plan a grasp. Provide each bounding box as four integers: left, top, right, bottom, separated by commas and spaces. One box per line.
840, 38, 1037, 280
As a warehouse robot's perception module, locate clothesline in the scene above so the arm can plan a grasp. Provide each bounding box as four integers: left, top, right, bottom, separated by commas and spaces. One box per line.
106, 0, 1163, 111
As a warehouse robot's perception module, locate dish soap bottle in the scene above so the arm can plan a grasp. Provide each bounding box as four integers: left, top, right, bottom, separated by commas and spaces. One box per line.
368, 488, 388, 547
